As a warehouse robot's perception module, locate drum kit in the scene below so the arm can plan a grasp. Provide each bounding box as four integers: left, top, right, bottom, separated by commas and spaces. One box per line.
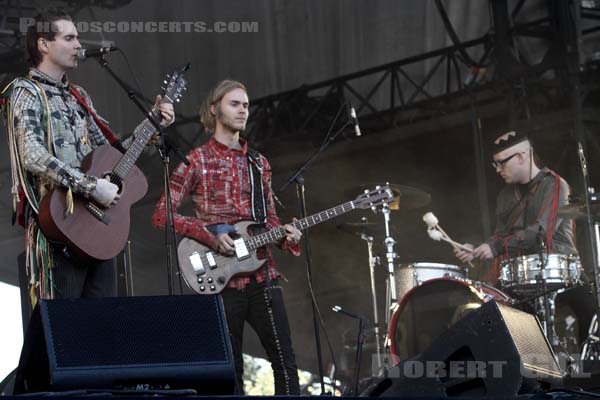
337, 183, 599, 379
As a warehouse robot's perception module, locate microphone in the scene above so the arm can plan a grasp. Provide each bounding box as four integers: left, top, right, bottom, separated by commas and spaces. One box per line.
77, 46, 118, 60
332, 305, 362, 320
349, 105, 361, 137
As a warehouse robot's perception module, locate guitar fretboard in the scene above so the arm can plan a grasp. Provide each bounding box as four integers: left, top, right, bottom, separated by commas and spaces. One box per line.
112, 113, 162, 180
246, 201, 355, 250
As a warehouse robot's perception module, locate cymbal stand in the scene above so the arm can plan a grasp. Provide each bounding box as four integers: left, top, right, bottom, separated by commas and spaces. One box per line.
536, 286, 560, 348
534, 256, 558, 347
381, 201, 398, 351
360, 232, 382, 372
581, 313, 598, 361
582, 214, 600, 361
533, 277, 573, 367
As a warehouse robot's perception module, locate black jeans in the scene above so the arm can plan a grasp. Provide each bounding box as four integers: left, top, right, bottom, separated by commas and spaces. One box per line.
221, 278, 300, 395
50, 244, 117, 299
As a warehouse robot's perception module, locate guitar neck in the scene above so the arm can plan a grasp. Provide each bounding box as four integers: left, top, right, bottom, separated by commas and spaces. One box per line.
111, 112, 162, 180
246, 201, 356, 250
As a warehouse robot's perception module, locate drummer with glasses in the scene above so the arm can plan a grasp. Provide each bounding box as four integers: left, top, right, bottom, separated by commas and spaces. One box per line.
453, 130, 577, 283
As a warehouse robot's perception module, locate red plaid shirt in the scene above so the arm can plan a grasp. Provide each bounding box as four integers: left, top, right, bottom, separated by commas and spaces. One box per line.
152, 137, 300, 289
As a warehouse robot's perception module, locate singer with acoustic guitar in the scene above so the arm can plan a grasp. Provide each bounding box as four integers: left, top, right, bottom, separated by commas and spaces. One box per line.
3, 11, 175, 301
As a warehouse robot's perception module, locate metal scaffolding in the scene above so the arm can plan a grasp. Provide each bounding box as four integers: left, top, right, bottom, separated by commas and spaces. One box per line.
218, 0, 600, 147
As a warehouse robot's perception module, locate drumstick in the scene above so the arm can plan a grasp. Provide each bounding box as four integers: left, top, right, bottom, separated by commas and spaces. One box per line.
442, 233, 475, 270
424, 213, 461, 247
423, 212, 475, 268
440, 236, 474, 253
428, 229, 473, 252
434, 224, 451, 240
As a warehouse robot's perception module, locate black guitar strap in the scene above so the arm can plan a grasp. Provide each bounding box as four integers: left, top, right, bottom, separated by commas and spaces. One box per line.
246, 148, 267, 225
246, 148, 273, 297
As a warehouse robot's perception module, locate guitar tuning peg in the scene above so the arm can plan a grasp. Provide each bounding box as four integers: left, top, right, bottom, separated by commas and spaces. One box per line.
176, 98, 181, 103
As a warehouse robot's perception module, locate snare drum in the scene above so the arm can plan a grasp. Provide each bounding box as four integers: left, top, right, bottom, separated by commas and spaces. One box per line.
388, 278, 512, 363
395, 262, 465, 300
499, 254, 581, 294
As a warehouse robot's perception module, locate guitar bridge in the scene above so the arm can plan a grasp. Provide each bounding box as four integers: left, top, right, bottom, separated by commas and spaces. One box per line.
85, 202, 110, 225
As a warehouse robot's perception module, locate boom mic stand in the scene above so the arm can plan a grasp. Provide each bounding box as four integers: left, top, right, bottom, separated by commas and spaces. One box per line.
95, 56, 190, 294
332, 306, 367, 397
574, 143, 600, 363
564, 0, 600, 360
278, 102, 353, 394
570, 66, 600, 359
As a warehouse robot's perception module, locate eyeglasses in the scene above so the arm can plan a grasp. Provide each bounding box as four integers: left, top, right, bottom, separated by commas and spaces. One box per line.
491, 152, 522, 169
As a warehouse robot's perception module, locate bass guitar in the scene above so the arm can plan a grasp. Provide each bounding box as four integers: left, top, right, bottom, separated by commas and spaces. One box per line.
177, 186, 394, 294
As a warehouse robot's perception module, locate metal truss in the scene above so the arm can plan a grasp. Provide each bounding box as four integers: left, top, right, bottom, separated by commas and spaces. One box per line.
243, 36, 492, 144
219, 0, 600, 147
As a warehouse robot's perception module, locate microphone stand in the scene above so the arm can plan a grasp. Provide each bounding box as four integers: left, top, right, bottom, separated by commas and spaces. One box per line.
332, 306, 367, 397
576, 145, 600, 360
278, 104, 352, 394
94, 56, 190, 295
156, 135, 189, 295
361, 232, 382, 372
570, 57, 600, 357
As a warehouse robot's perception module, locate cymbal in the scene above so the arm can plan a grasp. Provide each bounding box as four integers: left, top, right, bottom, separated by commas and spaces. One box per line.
351, 183, 431, 211
337, 220, 379, 237
557, 201, 600, 219
339, 221, 379, 227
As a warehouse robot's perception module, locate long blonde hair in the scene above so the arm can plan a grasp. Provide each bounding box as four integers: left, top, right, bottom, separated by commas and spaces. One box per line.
199, 80, 247, 133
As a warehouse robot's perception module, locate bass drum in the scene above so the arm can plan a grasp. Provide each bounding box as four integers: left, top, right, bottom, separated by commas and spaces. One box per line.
388, 278, 512, 363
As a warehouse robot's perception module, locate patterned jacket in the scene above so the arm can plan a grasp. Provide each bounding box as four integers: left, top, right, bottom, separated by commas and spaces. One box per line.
8, 68, 141, 210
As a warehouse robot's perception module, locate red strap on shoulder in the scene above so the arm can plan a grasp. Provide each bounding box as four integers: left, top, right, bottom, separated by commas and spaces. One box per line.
15, 187, 26, 228
69, 85, 119, 145
545, 172, 562, 251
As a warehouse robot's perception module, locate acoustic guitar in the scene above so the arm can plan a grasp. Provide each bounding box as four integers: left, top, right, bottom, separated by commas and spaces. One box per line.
38, 70, 187, 260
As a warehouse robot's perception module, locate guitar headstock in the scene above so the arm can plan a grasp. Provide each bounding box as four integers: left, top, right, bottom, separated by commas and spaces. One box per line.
353, 185, 395, 209
161, 64, 189, 105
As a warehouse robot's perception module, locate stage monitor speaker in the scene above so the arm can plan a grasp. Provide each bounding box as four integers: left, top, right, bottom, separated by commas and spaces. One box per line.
13, 295, 235, 395
365, 301, 563, 397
